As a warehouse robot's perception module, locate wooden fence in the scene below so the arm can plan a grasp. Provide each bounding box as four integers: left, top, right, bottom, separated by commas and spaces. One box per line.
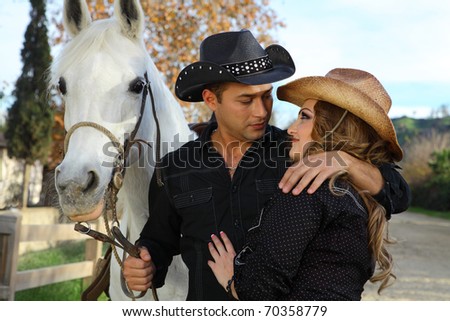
0, 209, 103, 300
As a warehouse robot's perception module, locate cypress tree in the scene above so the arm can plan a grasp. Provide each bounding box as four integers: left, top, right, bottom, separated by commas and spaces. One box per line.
5, 0, 53, 206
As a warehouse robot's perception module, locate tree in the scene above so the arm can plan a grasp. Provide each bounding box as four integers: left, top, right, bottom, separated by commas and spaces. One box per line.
49, 0, 284, 121
46, 0, 284, 168
424, 149, 450, 211
4, 0, 53, 207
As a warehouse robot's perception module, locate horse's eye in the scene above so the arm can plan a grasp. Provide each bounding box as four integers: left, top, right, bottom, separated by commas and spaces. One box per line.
58, 77, 67, 95
129, 79, 145, 94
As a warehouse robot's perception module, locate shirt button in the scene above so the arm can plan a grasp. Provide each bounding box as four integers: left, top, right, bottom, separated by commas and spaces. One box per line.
234, 219, 240, 228
232, 185, 238, 193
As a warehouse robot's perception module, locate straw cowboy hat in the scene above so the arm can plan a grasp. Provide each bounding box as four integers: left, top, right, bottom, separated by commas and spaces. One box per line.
277, 68, 403, 161
175, 29, 295, 102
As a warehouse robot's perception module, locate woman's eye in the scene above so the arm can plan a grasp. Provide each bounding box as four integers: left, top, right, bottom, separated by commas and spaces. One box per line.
129, 79, 145, 94
58, 77, 67, 95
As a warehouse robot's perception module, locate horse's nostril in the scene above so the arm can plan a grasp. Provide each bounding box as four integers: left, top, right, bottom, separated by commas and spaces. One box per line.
83, 171, 98, 193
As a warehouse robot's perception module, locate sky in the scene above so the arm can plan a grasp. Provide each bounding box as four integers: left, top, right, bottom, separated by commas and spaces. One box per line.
0, 0, 449, 127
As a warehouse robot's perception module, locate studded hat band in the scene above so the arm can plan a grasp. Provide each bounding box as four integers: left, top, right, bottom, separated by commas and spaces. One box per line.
221, 55, 273, 77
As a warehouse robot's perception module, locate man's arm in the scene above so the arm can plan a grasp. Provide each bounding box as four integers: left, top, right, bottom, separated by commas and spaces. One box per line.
135, 171, 182, 288
372, 163, 411, 218
279, 151, 411, 218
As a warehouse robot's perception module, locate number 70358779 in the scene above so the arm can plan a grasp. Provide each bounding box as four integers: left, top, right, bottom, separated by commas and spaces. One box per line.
264, 305, 327, 317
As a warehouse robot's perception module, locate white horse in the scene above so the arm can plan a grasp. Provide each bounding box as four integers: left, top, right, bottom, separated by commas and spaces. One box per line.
50, 0, 192, 300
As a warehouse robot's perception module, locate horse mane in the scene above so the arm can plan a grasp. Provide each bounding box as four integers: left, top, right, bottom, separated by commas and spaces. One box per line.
49, 18, 144, 87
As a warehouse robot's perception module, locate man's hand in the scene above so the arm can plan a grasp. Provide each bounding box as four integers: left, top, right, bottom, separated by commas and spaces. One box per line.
279, 151, 383, 196
122, 247, 155, 292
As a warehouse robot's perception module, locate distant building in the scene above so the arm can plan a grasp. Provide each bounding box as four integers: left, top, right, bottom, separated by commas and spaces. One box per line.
0, 132, 43, 209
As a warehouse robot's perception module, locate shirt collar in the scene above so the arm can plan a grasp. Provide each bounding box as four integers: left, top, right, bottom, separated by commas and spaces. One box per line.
198, 121, 285, 149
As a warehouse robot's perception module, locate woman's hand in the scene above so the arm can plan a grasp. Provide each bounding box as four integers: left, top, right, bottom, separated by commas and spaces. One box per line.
207, 231, 236, 289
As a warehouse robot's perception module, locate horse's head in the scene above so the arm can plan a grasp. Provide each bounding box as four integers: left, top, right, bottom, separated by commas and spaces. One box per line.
51, 0, 152, 221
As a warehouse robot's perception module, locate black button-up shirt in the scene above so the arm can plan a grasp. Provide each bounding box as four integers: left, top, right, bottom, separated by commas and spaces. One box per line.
138, 121, 411, 301
139, 123, 290, 300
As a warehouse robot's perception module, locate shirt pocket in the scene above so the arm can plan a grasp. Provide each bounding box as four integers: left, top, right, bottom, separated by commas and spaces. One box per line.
256, 178, 279, 194
173, 187, 213, 208
173, 187, 215, 240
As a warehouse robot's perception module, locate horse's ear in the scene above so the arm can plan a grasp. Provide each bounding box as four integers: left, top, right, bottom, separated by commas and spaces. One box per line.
115, 0, 145, 39
63, 0, 92, 38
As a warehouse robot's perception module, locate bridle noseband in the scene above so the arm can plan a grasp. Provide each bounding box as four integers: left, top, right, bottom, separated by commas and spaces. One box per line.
64, 72, 162, 300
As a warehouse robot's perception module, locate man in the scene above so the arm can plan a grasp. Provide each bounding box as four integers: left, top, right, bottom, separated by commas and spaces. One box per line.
123, 30, 410, 300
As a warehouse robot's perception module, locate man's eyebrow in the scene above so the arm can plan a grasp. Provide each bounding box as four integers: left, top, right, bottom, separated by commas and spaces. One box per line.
237, 87, 273, 98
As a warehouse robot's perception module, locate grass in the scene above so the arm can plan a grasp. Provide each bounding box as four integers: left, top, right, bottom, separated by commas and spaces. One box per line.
15, 241, 109, 301
409, 206, 450, 220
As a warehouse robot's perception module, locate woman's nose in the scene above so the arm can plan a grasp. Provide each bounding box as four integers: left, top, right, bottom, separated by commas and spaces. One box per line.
287, 122, 297, 135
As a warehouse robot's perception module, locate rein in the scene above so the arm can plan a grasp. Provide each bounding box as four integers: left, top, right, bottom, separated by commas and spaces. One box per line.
64, 72, 162, 301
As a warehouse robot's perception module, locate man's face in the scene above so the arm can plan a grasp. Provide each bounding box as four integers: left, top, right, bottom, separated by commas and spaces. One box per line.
209, 82, 274, 142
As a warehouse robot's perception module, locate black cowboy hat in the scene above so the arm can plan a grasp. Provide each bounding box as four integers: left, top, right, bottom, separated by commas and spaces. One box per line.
175, 29, 296, 102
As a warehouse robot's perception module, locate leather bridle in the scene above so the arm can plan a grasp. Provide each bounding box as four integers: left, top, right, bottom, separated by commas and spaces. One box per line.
64, 72, 162, 300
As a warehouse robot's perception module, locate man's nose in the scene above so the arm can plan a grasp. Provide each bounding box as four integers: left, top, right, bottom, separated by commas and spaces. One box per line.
253, 98, 268, 118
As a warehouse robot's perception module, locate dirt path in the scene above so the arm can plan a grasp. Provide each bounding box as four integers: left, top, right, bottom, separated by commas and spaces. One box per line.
362, 211, 450, 301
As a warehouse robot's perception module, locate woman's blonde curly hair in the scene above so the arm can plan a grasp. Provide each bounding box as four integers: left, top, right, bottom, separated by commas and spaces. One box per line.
306, 100, 396, 294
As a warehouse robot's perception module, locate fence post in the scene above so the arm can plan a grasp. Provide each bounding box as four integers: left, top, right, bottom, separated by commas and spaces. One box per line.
0, 209, 22, 301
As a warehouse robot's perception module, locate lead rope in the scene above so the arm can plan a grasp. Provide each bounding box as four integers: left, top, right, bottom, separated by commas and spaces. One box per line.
103, 177, 159, 301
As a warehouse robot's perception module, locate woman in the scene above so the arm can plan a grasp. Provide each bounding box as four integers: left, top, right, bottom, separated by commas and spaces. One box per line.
207, 68, 402, 300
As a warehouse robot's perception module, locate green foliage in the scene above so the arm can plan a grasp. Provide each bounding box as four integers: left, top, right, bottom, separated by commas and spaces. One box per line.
392, 116, 450, 147
394, 116, 450, 211
6, 99, 53, 164
4, 0, 53, 165
428, 149, 450, 180
409, 206, 450, 221
411, 149, 450, 211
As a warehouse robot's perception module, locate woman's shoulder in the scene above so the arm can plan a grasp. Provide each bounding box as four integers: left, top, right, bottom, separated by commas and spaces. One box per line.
313, 179, 368, 217
246, 180, 366, 238
275, 179, 367, 216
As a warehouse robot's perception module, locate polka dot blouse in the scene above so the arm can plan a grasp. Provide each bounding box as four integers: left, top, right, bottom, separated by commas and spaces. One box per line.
233, 180, 375, 301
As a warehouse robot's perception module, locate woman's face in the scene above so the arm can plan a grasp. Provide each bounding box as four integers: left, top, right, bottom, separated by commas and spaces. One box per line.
287, 99, 316, 161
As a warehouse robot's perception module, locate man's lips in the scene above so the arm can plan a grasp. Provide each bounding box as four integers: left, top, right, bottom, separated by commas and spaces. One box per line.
250, 122, 266, 130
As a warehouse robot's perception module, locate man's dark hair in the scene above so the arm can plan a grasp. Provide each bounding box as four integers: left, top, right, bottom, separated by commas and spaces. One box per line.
204, 83, 230, 103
